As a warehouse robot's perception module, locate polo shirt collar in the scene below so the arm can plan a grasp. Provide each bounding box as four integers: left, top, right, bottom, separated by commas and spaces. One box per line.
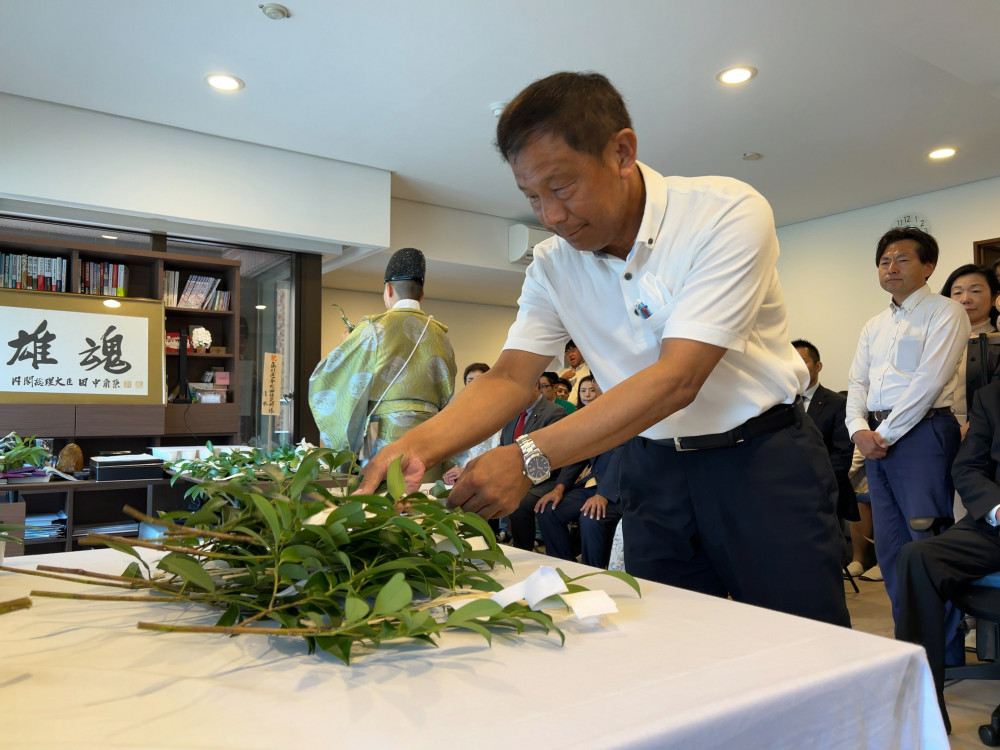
591, 161, 666, 264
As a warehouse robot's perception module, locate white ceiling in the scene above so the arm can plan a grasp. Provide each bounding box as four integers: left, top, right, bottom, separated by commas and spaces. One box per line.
2, 0, 999, 305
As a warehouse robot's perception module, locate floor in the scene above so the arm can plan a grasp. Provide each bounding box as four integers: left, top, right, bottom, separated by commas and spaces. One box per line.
845, 574, 1000, 749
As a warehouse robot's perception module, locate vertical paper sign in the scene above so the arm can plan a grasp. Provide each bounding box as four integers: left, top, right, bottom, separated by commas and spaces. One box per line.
261, 352, 282, 415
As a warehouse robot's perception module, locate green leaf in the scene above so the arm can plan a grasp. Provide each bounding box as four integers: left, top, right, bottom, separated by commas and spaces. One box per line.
121, 561, 143, 579
452, 620, 492, 645
343, 596, 369, 623
216, 603, 240, 627
387, 515, 427, 538
102, 539, 151, 576
157, 552, 217, 592
386, 455, 405, 502
372, 572, 412, 615
446, 598, 502, 625
250, 494, 282, 543
560, 568, 642, 598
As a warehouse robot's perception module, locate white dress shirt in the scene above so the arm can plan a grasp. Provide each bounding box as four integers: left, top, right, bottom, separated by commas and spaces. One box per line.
503, 163, 808, 440
845, 284, 970, 445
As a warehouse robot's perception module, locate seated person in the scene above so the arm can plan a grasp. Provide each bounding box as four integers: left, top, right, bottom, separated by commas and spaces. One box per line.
896, 377, 1000, 733
446, 362, 499, 483
576, 374, 599, 410
553, 378, 573, 403
536, 377, 624, 567
540, 370, 576, 414
500, 381, 568, 550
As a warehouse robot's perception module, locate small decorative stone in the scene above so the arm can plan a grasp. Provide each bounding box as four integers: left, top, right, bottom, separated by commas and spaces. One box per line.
56, 443, 84, 473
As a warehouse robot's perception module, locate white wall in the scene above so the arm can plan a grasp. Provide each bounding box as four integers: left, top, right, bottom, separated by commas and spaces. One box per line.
0, 94, 391, 255
778, 175, 1000, 391
320, 288, 518, 391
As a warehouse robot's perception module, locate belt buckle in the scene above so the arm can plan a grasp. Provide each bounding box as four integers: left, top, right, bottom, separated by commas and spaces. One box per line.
672, 437, 697, 452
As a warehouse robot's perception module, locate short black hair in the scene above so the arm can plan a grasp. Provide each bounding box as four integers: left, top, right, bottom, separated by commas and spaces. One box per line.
496, 72, 632, 164
389, 279, 423, 301
565, 339, 578, 351
791, 339, 820, 364
540, 371, 559, 384
555, 378, 571, 390
463, 362, 490, 382
875, 227, 939, 267
940, 264, 1000, 326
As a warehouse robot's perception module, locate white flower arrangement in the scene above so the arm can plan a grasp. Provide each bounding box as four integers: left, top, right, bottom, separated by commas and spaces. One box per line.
190, 326, 212, 350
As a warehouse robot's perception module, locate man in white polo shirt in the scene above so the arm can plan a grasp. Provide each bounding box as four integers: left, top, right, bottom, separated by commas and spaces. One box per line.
359, 71, 850, 627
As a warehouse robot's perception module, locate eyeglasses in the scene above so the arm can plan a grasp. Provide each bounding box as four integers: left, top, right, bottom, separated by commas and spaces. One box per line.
538, 382, 553, 389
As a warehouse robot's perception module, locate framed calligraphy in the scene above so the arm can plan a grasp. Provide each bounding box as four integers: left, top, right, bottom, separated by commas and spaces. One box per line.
1, 289, 164, 404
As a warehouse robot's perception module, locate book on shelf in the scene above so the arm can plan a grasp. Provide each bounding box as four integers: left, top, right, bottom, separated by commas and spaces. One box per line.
0, 253, 67, 292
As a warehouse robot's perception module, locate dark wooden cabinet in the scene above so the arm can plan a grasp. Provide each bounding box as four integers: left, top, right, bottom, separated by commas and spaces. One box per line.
0, 232, 241, 441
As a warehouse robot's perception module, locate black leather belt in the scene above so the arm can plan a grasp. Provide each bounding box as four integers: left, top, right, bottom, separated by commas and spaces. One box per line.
658, 398, 803, 451
868, 406, 952, 426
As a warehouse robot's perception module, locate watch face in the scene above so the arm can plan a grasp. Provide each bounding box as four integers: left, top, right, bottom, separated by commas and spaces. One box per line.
525, 454, 550, 480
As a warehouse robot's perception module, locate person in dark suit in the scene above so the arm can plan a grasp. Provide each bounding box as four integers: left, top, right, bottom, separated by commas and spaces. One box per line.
500, 384, 568, 549
896, 378, 1000, 733
794, 340, 858, 523
536, 376, 624, 567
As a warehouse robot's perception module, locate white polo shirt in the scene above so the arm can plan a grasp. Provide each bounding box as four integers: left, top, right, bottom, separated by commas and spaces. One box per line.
503, 162, 807, 440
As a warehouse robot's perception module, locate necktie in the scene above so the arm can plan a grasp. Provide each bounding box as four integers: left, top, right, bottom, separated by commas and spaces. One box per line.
512, 410, 528, 440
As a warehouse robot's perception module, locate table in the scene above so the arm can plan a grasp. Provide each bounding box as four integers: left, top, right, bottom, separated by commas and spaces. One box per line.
0, 547, 947, 749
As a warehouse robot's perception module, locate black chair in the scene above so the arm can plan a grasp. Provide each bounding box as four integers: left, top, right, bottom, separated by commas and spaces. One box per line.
946, 584, 1000, 746
910, 515, 1000, 746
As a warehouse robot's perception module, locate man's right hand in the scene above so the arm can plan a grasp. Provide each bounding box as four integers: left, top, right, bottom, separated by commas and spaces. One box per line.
853, 429, 889, 460
357, 442, 428, 496
534, 485, 565, 513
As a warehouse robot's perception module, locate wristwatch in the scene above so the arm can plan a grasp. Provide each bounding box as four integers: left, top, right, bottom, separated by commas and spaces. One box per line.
515, 434, 551, 485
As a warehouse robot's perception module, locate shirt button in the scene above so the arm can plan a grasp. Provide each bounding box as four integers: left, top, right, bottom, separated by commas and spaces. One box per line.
624, 272, 632, 280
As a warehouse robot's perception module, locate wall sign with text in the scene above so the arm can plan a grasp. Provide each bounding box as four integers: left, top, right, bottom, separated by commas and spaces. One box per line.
1, 289, 165, 404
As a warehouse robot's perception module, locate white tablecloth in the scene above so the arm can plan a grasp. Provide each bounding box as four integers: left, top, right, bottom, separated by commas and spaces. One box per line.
0, 547, 947, 749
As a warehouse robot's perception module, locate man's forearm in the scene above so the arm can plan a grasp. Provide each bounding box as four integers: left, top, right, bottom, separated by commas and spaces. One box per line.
529, 338, 724, 470
394, 349, 551, 466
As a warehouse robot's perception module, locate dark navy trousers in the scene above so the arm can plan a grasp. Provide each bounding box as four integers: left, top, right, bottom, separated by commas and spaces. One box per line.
619, 416, 851, 627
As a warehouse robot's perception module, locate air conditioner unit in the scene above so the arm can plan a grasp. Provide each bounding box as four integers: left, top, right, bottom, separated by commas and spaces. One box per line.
508, 224, 553, 266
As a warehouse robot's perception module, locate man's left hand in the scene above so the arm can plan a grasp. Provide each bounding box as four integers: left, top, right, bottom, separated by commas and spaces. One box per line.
581, 494, 609, 520
447, 444, 532, 519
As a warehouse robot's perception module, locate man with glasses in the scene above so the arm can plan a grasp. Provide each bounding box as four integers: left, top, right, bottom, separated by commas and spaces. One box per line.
559, 340, 590, 405
539, 370, 575, 414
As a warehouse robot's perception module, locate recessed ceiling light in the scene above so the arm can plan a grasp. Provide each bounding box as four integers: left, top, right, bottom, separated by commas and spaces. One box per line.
928, 147, 957, 160
255, 304, 267, 310
101, 234, 118, 240
717, 66, 758, 85
741, 152, 763, 161
205, 73, 245, 92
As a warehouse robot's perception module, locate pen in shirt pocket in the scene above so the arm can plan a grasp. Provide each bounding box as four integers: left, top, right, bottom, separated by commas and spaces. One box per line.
634, 299, 651, 319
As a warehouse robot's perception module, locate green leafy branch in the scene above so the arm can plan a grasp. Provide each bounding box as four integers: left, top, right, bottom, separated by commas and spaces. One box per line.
18, 448, 639, 663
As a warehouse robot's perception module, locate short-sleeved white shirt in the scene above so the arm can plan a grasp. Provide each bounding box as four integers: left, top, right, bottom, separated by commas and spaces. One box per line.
503, 162, 807, 440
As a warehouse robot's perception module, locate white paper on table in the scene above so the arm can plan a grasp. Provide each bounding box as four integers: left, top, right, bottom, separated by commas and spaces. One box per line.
524, 566, 569, 609
492, 566, 569, 609
561, 589, 618, 620
491, 580, 527, 608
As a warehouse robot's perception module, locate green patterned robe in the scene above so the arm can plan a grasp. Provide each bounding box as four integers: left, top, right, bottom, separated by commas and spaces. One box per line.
309, 306, 456, 477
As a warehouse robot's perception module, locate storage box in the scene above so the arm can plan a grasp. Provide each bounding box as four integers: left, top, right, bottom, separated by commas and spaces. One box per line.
90, 453, 165, 482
